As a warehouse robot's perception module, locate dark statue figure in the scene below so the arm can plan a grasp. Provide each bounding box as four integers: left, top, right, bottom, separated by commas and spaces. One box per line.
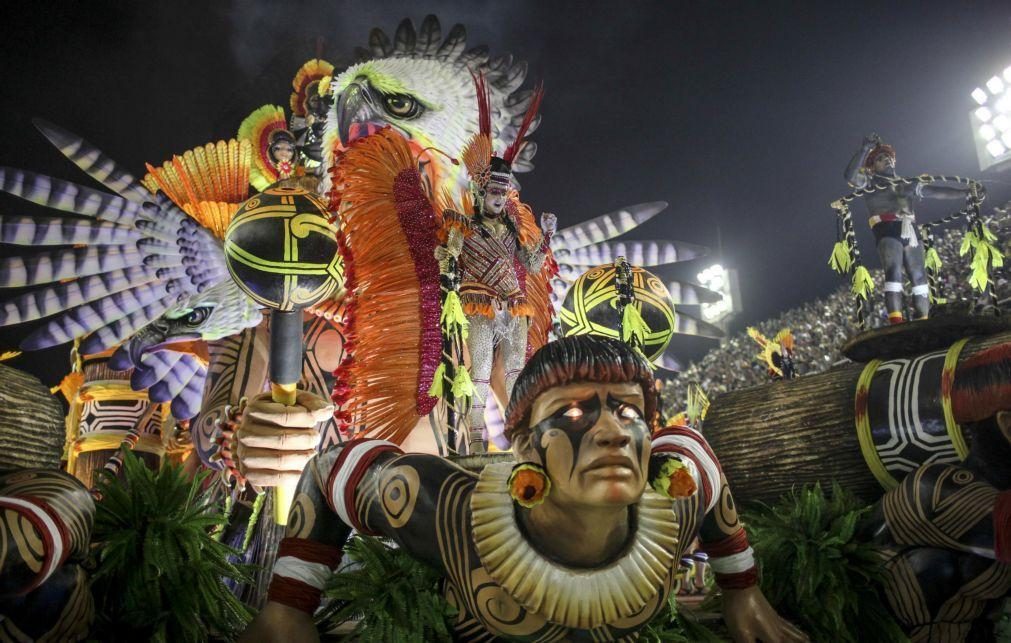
844, 134, 970, 323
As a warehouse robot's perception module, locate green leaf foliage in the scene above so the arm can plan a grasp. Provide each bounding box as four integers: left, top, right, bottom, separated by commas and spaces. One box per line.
743, 482, 907, 642
639, 593, 727, 642
318, 535, 457, 642
90, 451, 252, 642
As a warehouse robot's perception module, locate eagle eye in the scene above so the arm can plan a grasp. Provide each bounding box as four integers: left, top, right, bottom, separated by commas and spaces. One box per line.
183, 306, 212, 327
381, 93, 422, 119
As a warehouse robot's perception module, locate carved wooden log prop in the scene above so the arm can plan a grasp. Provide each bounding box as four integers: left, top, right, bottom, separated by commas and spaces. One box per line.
0, 364, 64, 471
704, 329, 1011, 506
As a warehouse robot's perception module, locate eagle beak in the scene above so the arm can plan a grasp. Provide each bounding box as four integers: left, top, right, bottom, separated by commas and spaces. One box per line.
335, 78, 385, 147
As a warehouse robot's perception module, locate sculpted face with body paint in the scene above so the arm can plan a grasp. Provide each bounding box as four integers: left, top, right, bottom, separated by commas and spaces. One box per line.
517, 381, 650, 508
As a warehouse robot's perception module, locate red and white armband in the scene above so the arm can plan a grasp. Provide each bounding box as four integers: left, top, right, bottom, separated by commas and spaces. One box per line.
701, 527, 758, 590
651, 426, 722, 514
325, 438, 403, 534
267, 537, 343, 614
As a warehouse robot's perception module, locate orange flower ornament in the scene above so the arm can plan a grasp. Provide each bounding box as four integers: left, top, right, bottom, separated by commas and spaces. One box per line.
508, 462, 552, 508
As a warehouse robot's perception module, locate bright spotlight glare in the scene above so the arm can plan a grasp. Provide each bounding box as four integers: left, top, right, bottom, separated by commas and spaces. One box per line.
1004, 66, 1011, 82
987, 76, 1005, 95
972, 88, 989, 105
997, 95, 1011, 114
1002, 130, 1011, 148
976, 106, 993, 122
995, 114, 1011, 132
986, 139, 1006, 158
980, 123, 997, 141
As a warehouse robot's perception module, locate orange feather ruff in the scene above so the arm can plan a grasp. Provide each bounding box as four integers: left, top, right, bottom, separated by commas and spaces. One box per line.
333, 129, 443, 444
506, 195, 556, 355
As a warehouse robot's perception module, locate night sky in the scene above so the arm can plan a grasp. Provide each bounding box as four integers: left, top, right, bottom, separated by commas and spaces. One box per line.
1, 0, 1010, 384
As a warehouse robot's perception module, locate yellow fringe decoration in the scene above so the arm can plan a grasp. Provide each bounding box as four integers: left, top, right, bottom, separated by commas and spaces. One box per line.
441, 291, 469, 341
0, 350, 21, 362
452, 366, 477, 401
924, 246, 942, 272
851, 265, 875, 300
828, 240, 853, 274
621, 302, 652, 346
961, 225, 1004, 292
428, 362, 447, 399
686, 384, 710, 425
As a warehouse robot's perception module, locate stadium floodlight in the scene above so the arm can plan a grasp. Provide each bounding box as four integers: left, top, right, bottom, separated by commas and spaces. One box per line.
970, 64, 1011, 171
696, 263, 739, 324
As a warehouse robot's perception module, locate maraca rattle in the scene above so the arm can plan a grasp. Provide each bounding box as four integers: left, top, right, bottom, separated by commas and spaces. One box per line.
223, 185, 341, 524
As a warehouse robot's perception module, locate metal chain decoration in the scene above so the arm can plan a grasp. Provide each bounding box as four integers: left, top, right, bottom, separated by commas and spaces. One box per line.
829, 174, 989, 328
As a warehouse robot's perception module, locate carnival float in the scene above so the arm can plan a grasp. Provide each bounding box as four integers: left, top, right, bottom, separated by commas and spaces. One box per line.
0, 12, 1008, 643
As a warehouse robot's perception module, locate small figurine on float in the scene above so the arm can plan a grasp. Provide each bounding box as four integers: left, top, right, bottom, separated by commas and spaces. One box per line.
747, 327, 796, 380
237, 334, 807, 641
863, 344, 1011, 639
435, 74, 555, 453
844, 134, 971, 323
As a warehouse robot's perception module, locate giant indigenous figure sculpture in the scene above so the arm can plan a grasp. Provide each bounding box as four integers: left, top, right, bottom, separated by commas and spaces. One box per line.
238, 335, 806, 641
863, 344, 1011, 640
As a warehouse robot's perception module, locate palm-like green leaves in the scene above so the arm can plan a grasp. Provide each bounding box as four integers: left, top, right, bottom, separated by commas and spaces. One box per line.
744, 482, 906, 642
317, 535, 456, 642
90, 451, 252, 642
639, 593, 726, 642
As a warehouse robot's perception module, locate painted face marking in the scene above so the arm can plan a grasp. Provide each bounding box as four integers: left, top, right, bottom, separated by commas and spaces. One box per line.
606, 393, 648, 464
531, 394, 600, 478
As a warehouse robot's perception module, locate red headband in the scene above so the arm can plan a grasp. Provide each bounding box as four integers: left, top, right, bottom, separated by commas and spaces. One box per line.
864, 144, 896, 168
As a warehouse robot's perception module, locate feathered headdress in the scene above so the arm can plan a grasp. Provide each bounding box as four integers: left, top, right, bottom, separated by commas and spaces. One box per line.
864, 143, 895, 169
290, 58, 335, 118
461, 72, 544, 190
237, 105, 292, 190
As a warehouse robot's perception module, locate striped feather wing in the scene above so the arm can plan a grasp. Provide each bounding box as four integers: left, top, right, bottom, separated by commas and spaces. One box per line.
552, 202, 668, 251
0, 123, 231, 347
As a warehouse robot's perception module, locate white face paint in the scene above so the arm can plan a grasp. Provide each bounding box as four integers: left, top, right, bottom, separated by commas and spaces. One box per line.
483, 185, 508, 216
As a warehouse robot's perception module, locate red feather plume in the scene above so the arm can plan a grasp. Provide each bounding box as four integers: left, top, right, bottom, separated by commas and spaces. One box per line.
503, 81, 544, 165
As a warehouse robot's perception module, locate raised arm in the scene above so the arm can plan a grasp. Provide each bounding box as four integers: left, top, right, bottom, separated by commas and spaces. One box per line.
918, 183, 971, 200
845, 134, 879, 188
